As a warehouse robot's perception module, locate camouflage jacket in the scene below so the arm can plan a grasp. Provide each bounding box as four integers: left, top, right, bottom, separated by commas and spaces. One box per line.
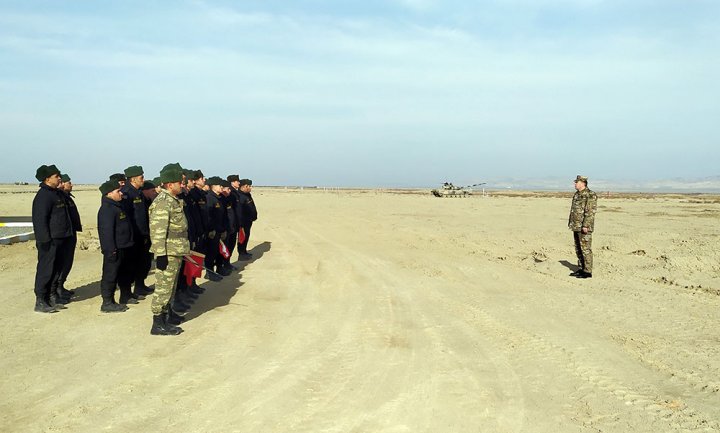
148, 189, 189, 257
568, 188, 598, 232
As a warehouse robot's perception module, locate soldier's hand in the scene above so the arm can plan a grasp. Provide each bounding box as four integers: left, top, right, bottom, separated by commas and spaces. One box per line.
108, 250, 118, 261
208, 230, 216, 240
581, 227, 589, 234
156, 255, 168, 271
220, 231, 227, 241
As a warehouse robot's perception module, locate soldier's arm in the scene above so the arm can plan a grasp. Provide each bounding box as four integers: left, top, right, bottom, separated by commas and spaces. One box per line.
583, 193, 598, 230
136, 198, 150, 237
31, 192, 53, 243
149, 199, 170, 256
97, 208, 116, 254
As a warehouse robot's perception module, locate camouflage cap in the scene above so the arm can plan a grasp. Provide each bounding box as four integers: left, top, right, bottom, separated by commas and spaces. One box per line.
60, 174, 71, 183
206, 176, 224, 186
124, 165, 144, 178
574, 175, 588, 184
99, 180, 119, 195
35, 164, 61, 182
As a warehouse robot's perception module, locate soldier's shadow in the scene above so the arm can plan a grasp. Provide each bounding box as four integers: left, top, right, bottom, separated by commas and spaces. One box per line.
559, 260, 580, 272
184, 241, 272, 322
71, 280, 102, 302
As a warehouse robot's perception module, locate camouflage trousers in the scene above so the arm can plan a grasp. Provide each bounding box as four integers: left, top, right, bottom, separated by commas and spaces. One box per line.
151, 256, 182, 315
573, 231, 593, 273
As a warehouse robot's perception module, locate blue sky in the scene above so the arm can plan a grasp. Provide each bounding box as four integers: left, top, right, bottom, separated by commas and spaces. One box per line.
1, 0, 718, 187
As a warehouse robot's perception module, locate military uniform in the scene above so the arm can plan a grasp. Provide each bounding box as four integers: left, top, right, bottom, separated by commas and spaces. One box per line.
32, 165, 73, 312
236, 179, 258, 257
121, 166, 153, 296
97, 185, 134, 312
204, 179, 228, 274
52, 179, 82, 301
149, 188, 189, 316
568, 176, 598, 276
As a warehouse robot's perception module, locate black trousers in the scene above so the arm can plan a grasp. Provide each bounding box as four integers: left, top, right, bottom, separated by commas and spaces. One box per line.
101, 248, 133, 301
238, 222, 253, 254
131, 237, 152, 287
52, 234, 77, 291
225, 230, 238, 264
204, 236, 220, 270
34, 238, 73, 301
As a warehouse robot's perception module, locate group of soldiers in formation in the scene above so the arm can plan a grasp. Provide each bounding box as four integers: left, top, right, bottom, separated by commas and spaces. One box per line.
31, 163, 258, 336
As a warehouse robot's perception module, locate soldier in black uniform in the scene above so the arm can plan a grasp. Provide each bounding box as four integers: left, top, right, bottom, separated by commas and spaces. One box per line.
121, 165, 153, 299
236, 178, 258, 260
204, 176, 228, 279
219, 178, 238, 273
97, 180, 134, 312
51, 173, 82, 303
31, 165, 73, 313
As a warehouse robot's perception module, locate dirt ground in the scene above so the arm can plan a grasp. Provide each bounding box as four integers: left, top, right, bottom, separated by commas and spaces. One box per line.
1, 186, 719, 432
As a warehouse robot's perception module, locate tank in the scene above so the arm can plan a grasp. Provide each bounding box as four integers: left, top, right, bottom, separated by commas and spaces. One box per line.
431, 182, 472, 198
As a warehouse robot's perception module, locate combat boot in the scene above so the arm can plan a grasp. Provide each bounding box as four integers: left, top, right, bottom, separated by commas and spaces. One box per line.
189, 282, 205, 295
101, 301, 128, 313
167, 309, 185, 326
206, 271, 223, 282
135, 282, 154, 296
49, 293, 68, 310
58, 283, 74, 299
34, 299, 58, 313
576, 271, 593, 279
173, 298, 191, 314
119, 287, 139, 305
218, 265, 232, 277
151, 314, 183, 336
569, 270, 583, 277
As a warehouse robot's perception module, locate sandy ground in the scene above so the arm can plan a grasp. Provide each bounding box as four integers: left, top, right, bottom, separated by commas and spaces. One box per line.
1, 186, 719, 433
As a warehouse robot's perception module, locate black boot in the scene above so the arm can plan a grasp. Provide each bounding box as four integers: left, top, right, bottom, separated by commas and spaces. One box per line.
206, 271, 223, 282
189, 282, 205, 294
34, 299, 58, 313
101, 301, 128, 313
135, 282, 154, 296
49, 293, 68, 309
173, 298, 191, 314
167, 309, 185, 326
119, 287, 139, 304
218, 265, 232, 276
151, 314, 183, 335
569, 270, 583, 277
576, 271, 593, 279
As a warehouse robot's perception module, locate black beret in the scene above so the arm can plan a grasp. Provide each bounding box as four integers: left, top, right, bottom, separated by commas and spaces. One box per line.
60, 174, 71, 183
193, 169, 204, 179
141, 180, 156, 190
109, 173, 126, 182
206, 176, 223, 186
220, 179, 231, 188
182, 169, 194, 179
239, 178, 252, 186
35, 164, 61, 182
151, 177, 162, 187
124, 165, 144, 178
227, 174, 240, 183
99, 180, 119, 195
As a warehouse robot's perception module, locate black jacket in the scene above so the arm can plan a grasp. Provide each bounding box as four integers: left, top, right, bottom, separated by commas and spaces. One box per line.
205, 191, 227, 233
190, 187, 208, 234
121, 184, 150, 238
237, 191, 258, 225
221, 193, 238, 233
32, 183, 73, 242
180, 190, 203, 244
97, 196, 134, 254
230, 188, 245, 227
63, 191, 83, 233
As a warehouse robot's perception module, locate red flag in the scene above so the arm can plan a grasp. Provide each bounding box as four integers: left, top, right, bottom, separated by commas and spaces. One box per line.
183, 250, 205, 285
238, 227, 246, 245
218, 240, 230, 260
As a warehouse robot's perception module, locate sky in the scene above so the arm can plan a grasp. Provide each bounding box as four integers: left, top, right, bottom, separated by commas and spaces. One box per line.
1, 0, 718, 188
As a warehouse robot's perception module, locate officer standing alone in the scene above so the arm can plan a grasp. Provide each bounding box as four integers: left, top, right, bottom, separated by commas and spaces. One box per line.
236, 178, 257, 260
568, 175, 598, 279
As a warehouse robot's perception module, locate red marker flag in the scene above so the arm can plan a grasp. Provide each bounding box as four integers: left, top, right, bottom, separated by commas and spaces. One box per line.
183, 250, 205, 285
219, 240, 230, 260
238, 227, 246, 245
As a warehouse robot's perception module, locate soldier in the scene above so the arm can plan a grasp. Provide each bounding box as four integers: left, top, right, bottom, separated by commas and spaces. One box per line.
204, 176, 229, 278
220, 178, 238, 273
109, 173, 126, 188
228, 175, 245, 262
121, 165, 153, 298
236, 178, 258, 260
51, 173, 82, 302
148, 164, 189, 335
97, 180, 134, 312
141, 180, 159, 202
568, 175, 598, 279
31, 164, 73, 313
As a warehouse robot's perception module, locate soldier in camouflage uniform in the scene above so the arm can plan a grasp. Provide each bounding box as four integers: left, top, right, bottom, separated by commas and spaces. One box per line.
148, 164, 189, 335
568, 175, 598, 278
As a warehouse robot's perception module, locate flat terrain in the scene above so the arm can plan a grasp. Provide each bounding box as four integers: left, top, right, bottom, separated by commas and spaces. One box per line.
1, 186, 719, 432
